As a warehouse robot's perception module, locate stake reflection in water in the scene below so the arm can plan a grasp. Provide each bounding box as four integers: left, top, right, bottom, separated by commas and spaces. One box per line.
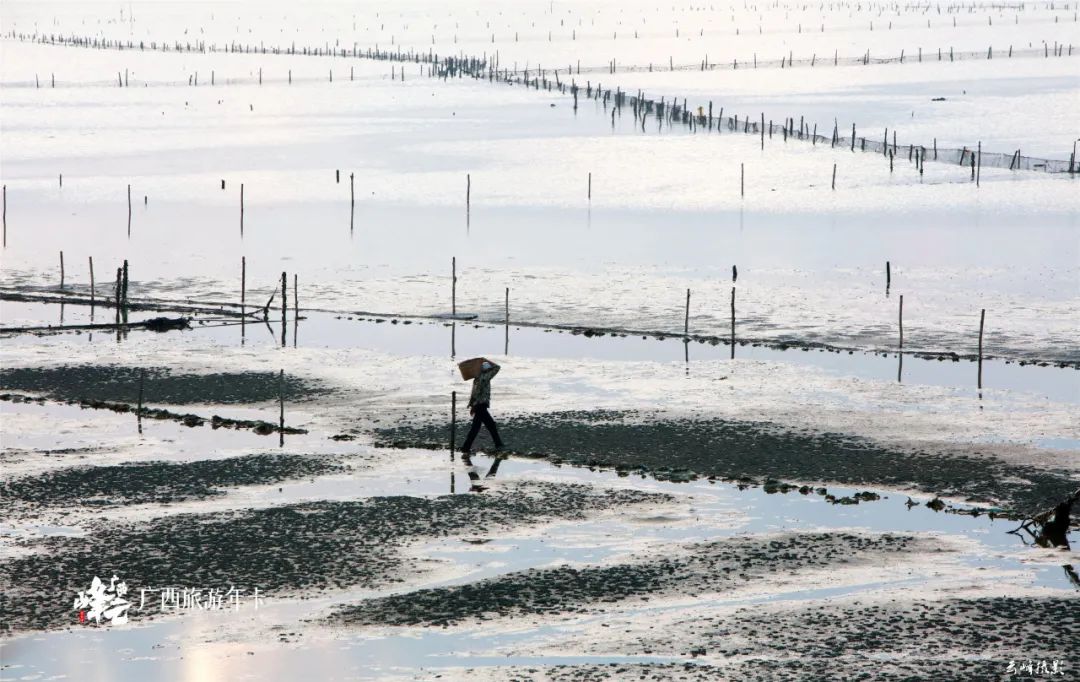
730, 286, 736, 360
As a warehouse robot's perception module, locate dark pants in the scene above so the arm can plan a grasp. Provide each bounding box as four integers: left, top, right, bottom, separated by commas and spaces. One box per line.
462, 402, 503, 452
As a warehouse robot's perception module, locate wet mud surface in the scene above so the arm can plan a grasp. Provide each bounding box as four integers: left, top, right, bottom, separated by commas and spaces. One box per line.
0, 482, 669, 634
456, 652, 1068, 682
0, 364, 329, 405
376, 410, 1079, 514
0, 453, 344, 509
428, 596, 1078, 681
331, 532, 931, 627
557, 596, 1077, 681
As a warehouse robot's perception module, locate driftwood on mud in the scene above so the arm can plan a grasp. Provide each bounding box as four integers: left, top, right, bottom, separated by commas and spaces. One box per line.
1008, 487, 1080, 548
0, 316, 191, 335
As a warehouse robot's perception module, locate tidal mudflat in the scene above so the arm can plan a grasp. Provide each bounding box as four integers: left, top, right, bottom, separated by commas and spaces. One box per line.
1, 0, 1077, 680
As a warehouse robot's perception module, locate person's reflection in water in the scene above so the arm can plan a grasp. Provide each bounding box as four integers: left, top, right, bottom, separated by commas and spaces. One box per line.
1063, 565, 1079, 590
460, 452, 507, 493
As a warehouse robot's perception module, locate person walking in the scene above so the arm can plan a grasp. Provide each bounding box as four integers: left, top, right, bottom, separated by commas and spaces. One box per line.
461, 358, 504, 455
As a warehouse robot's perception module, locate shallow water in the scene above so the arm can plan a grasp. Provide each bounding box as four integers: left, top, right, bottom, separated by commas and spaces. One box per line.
1, 36, 1076, 363
0, 2, 1077, 679
1, 451, 1075, 680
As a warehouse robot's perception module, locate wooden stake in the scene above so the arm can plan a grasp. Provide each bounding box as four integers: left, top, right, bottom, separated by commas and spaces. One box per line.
831, 163, 837, 190
899, 294, 904, 348
137, 368, 145, 432
730, 286, 736, 359
978, 309, 985, 389
976, 141, 982, 186
89, 256, 95, 303
2, 185, 5, 247
279, 369, 285, 447
114, 267, 122, 324
452, 257, 457, 316
886, 261, 891, 290
127, 184, 132, 236
450, 391, 457, 454
59, 251, 65, 289
281, 271, 287, 346
240, 183, 245, 235
740, 163, 745, 197
684, 288, 691, 337
587, 172, 592, 200
466, 174, 471, 213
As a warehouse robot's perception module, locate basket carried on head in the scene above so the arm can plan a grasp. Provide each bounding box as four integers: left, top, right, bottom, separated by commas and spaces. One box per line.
458, 357, 486, 381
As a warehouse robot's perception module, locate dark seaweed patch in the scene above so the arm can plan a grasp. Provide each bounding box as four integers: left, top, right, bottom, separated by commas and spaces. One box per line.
331, 533, 925, 627
376, 410, 1077, 514
0, 365, 328, 405
0, 454, 343, 507
0, 482, 668, 634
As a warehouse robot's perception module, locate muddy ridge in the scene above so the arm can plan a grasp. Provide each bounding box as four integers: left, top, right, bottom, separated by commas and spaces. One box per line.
330, 532, 935, 628
0, 482, 670, 634
0, 453, 344, 509
375, 410, 1078, 515
0, 364, 329, 405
